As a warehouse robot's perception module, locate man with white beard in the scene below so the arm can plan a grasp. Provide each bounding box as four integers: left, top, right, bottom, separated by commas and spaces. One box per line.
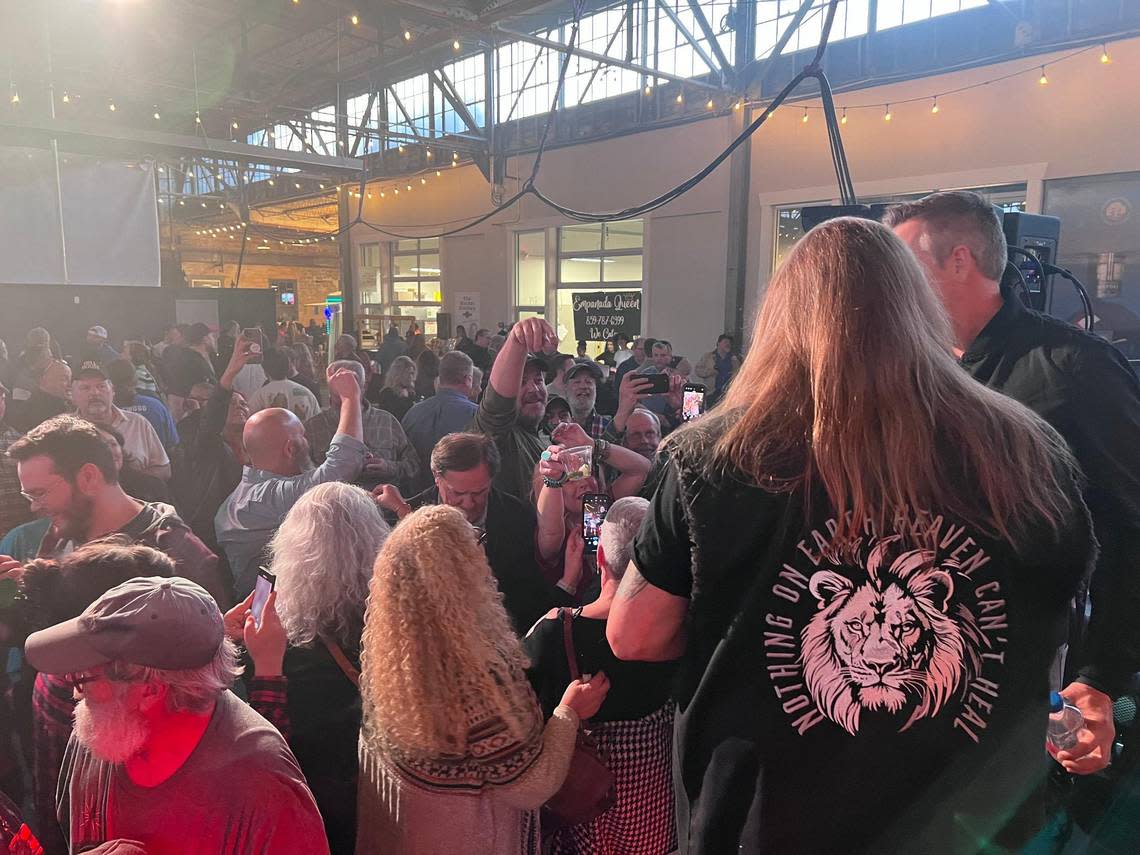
24, 575, 329, 854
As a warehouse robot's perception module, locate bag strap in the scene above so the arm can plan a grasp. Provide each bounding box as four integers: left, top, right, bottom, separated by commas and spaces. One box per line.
320, 634, 361, 688
560, 607, 581, 682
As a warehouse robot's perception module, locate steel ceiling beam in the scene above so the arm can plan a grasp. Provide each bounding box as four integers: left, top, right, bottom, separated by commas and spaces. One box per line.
429, 67, 484, 137
0, 116, 364, 174
683, 0, 733, 81
656, 0, 725, 85
490, 24, 729, 92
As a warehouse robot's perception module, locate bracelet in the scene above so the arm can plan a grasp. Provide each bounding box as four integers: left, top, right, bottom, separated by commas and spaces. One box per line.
594, 438, 610, 464
543, 472, 569, 489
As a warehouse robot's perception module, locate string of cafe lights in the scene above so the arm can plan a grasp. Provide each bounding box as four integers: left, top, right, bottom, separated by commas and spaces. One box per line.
780, 40, 1116, 125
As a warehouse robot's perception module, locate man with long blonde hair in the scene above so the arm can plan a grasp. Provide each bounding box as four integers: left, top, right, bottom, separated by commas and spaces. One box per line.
889, 190, 1140, 777
609, 218, 1094, 854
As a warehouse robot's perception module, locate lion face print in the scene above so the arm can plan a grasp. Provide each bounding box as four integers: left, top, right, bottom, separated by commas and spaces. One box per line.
800, 536, 984, 735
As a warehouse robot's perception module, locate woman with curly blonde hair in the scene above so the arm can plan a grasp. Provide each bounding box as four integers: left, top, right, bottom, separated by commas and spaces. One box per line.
356, 504, 610, 854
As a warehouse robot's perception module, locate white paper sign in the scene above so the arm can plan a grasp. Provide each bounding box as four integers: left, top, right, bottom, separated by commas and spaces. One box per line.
454, 292, 481, 334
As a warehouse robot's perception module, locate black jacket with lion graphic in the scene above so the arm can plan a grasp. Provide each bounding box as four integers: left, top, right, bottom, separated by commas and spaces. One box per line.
632, 430, 1094, 855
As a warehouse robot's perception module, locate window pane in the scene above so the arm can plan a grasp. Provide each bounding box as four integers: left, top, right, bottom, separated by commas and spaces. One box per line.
1045, 172, 1140, 355
517, 231, 547, 308
604, 255, 643, 282
518, 309, 545, 323
419, 237, 440, 250
413, 253, 441, 276
397, 239, 420, 252
360, 243, 381, 267
393, 255, 419, 277
560, 224, 602, 253
604, 220, 643, 250
422, 282, 442, 303
561, 257, 603, 283
393, 280, 420, 302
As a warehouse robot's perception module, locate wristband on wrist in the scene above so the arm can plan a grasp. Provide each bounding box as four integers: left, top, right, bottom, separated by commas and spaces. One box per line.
543, 472, 569, 489
594, 439, 610, 464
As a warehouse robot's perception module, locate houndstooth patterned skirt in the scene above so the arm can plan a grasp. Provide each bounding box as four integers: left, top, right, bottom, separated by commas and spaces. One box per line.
548, 703, 677, 855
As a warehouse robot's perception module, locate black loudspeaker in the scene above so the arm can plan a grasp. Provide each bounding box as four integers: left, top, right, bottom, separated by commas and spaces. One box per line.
435, 312, 452, 338
1001, 212, 1061, 313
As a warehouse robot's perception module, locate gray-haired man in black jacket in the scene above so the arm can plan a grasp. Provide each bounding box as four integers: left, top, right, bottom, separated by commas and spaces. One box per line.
889, 190, 1140, 777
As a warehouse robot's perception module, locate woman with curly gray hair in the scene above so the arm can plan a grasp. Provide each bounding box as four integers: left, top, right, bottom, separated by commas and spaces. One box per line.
229, 480, 390, 854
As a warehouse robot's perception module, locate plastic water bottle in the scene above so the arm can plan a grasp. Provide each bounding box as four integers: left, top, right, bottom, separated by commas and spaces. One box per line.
1047, 691, 1084, 752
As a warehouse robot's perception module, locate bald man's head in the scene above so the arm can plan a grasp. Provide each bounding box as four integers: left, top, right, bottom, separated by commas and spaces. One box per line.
243, 407, 313, 476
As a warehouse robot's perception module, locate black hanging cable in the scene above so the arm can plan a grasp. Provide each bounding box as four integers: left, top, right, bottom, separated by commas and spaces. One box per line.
343, 0, 849, 236
527, 0, 851, 222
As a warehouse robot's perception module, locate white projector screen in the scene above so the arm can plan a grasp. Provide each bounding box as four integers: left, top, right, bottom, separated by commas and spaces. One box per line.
0, 146, 161, 287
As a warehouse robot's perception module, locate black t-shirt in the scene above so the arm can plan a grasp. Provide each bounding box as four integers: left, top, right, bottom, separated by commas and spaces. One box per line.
524, 610, 676, 722
633, 429, 1093, 855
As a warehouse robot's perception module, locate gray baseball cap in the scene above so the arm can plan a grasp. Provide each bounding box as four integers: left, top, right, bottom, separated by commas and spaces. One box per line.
24, 576, 224, 675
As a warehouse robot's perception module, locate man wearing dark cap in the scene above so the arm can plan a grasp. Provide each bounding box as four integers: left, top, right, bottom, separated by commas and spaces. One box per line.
72, 362, 169, 481
25, 576, 329, 854
543, 395, 572, 435
469, 318, 556, 500
81, 326, 120, 369
565, 358, 611, 439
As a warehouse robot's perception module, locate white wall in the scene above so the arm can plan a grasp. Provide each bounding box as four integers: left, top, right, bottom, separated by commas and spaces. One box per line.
349, 115, 736, 361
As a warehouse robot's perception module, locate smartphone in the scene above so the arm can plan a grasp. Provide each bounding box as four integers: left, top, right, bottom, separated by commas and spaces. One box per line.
242, 327, 264, 364
644, 373, 670, 394
251, 567, 276, 628
682, 383, 706, 421
582, 494, 612, 555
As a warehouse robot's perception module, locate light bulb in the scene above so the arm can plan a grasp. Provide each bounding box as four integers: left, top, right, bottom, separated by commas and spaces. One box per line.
108, 99, 117, 112
178, 200, 185, 207
644, 84, 652, 96
398, 145, 405, 153
801, 109, 808, 123
406, 184, 412, 191
295, 182, 302, 189
931, 100, 939, 114
453, 39, 461, 51
350, 14, 359, 26
195, 112, 202, 124
734, 100, 743, 111
367, 192, 373, 199
426, 149, 433, 159
840, 109, 847, 125
231, 119, 239, 130
403, 29, 412, 41
1101, 44, 1110, 64
1039, 68, 1048, 85
201, 202, 208, 208
706, 99, 714, 110
61, 91, 70, 104
267, 179, 275, 186
394, 188, 399, 195
319, 183, 326, 190
421, 177, 426, 185
9, 86, 19, 105
676, 93, 683, 104
380, 191, 385, 198
435, 170, 441, 177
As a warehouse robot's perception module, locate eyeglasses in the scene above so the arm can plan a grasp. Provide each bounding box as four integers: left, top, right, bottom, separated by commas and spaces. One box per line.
20, 476, 68, 505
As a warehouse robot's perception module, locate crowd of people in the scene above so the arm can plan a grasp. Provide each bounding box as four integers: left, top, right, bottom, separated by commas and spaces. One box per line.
0, 190, 1137, 854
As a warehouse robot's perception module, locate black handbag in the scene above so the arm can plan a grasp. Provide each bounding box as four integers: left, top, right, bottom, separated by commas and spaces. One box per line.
541, 608, 616, 831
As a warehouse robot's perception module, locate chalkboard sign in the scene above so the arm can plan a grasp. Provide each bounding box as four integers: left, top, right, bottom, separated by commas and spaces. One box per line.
572, 290, 642, 342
